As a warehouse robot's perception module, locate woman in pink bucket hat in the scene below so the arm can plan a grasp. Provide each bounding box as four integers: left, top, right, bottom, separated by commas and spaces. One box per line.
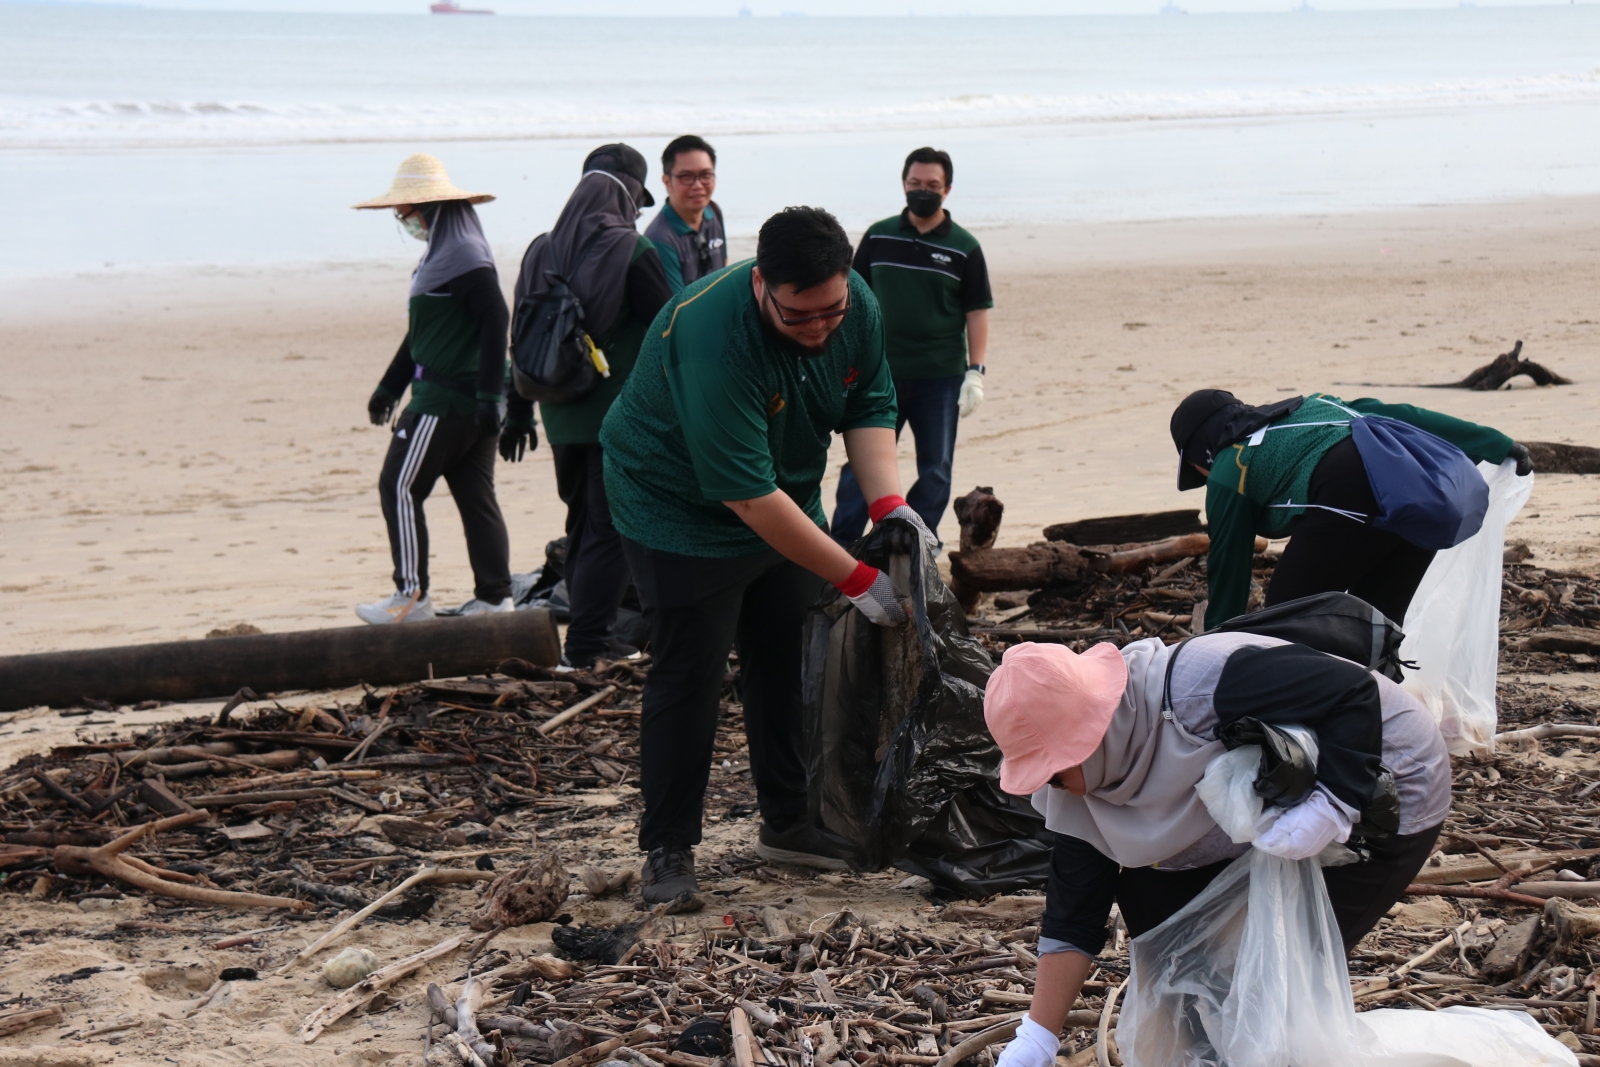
983, 634, 1452, 1067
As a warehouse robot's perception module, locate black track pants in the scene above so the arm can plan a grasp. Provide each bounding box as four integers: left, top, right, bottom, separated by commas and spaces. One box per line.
552, 443, 629, 667
1266, 437, 1437, 623
621, 537, 819, 852
377, 409, 511, 603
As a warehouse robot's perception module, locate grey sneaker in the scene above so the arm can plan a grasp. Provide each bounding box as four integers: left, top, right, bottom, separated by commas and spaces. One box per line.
355, 591, 434, 625
458, 596, 514, 615
756, 821, 850, 870
641, 846, 698, 905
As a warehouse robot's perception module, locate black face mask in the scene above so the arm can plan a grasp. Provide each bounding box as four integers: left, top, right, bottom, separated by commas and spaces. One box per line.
905, 189, 943, 219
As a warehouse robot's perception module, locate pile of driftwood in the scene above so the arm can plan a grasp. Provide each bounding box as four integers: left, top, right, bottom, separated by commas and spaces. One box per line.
0, 657, 663, 910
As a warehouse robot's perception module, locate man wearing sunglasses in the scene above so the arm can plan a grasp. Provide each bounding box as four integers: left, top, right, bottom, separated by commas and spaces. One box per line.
600, 206, 932, 905
831, 146, 992, 553
644, 135, 727, 292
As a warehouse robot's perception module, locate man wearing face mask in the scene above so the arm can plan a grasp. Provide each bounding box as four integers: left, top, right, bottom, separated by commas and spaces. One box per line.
600, 206, 927, 904
830, 147, 992, 552
354, 153, 515, 624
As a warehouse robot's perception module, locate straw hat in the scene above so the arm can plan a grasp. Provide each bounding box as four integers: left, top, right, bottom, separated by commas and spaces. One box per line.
353, 153, 494, 210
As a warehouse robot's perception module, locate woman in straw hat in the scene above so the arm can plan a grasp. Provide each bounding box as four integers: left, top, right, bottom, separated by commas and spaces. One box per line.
354, 153, 523, 624
509, 144, 673, 667
983, 634, 1450, 1067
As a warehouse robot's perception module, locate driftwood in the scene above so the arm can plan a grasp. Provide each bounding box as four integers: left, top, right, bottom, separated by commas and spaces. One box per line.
1521, 441, 1600, 475
951, 534, 1218, 593
1511, 628, 1600, 656
1445, 341, 1572, 390
0, 608, 561, 711
1044, 509, 1203, 546
53, 811, 310, 910
537, 685, 617, 736
299, 933, 467, 1042
0, 1005, 63, 1037
950, 487, 1005, 613
1496, 722, 1600, 744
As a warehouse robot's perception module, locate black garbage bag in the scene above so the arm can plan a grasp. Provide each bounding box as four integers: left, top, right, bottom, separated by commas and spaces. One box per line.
801, 518, 1052, 896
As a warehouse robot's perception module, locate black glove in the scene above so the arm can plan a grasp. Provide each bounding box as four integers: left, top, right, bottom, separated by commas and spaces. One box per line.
367, 389, 396, 426
1508, 441, 1534, 477
499, 418, 537, 463
475, 400, 503, 435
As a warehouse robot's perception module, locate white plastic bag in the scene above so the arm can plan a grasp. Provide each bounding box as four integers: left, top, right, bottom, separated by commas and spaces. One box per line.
1401, 460, 1533, 755
1357, 1005, 1576, 1066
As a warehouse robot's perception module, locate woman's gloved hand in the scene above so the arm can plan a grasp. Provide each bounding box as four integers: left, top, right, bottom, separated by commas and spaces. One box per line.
869, 494, 939, 553
835, 561, 907, 627
1255, 787, 1354, 861
368, 388, 396, 427
995, 1016, 1059, 1067
499, 417, 537, 463
1508, 442, 1534, 477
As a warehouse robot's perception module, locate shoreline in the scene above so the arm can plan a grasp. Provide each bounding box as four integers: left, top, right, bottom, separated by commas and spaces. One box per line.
2, 194, 1597, 654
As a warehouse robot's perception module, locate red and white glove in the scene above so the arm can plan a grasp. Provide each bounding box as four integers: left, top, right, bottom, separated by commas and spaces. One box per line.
835, 561, 907, 627
869, 495, 939, 553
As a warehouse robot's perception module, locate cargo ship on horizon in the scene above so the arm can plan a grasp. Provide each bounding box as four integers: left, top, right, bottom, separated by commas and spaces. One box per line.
430, 1, 495, 13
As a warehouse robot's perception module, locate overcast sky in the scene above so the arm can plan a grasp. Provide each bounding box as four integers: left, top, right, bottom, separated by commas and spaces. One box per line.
17, 0, 1588, 14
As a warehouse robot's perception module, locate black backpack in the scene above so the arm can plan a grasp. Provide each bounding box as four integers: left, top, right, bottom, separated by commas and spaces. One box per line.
1211, 591, 1410, 683
509, 232, 607, 405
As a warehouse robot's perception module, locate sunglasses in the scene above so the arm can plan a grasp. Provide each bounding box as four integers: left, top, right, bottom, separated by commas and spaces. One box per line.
764, 287, 851, 327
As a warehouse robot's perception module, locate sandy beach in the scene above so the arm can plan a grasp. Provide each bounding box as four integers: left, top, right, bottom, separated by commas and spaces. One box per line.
2, 194, 1598, 655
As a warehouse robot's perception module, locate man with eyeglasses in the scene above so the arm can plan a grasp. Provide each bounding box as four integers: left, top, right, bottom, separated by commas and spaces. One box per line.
601, 206, 933, 906
831, 146, 993, 553
644, 135, 727, 292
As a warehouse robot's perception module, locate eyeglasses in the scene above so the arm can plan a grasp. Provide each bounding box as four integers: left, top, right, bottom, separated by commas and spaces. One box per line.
671, 170, 716, 187
765, 287, 851, 327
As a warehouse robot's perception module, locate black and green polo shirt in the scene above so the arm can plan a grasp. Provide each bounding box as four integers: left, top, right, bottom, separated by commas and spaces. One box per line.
599, 260, 898, 558
852, 210, 993, 380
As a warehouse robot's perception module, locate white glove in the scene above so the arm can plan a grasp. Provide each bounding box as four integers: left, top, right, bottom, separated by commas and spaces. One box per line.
958, 366, 985, 418
995, 1016, 1059, 1067
842, 566, 908, 627
1255, 787, 1354, 861
882, 504, 940, 553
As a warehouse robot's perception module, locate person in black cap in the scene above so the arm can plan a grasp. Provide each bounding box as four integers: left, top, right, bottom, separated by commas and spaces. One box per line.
1170, 388, 1527, 632
506, 143, 674, 667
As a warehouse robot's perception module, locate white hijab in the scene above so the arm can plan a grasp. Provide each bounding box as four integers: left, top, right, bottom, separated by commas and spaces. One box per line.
1031, 638, 1226, 868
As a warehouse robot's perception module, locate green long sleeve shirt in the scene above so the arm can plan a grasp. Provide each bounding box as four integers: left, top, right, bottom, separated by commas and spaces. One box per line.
1203, 394, 1514, 629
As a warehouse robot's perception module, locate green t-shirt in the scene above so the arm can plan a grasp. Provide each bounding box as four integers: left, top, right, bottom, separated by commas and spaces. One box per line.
851, 211, 993, 380
405, 291, 485, 418
540, 236, 658, 446
1203, 393, 1514, 628
599, 261, 899, 558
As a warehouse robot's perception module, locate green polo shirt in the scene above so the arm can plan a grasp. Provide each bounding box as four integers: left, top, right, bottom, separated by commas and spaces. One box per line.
405, 292, 485, 418
1203, 393, 1514, 628
599, 261, 898, 558
852, 210, 993, 380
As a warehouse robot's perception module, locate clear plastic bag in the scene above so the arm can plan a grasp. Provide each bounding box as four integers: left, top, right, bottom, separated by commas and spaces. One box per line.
1400, 460, 1533, 755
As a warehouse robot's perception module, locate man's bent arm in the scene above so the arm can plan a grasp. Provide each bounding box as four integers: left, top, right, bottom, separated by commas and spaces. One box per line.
724, 492, 860, 586
965, 308, 989, 367
842, 426, 902, 504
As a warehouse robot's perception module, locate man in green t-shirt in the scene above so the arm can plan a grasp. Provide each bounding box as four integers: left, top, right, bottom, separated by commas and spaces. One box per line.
831, 146, 994, 550
601, 207, 934, 906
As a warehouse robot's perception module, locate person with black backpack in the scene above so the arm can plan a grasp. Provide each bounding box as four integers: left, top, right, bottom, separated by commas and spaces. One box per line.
353, 154, 515, 625
507, 144, 674, 668
1170, 389, 1531, 632
982, 632, 1451, 1067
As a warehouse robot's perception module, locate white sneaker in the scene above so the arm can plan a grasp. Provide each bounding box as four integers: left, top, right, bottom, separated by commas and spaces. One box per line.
355, 591, 435, 625
457, 596, 514, 616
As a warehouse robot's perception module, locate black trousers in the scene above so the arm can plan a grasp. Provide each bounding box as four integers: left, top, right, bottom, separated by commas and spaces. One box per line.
1103, 824, 1443, 953
552, 443, 630, 667
621, 537, 817, 852
1266, 437, 1437, 624
377, 409, 511, 603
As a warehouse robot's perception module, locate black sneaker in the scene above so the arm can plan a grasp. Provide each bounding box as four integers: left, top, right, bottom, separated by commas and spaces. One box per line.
641, 846, 698, 905
756, 821, 850, 871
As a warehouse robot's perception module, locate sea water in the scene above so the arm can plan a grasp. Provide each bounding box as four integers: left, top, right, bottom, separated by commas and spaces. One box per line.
2, 5, 1599, 274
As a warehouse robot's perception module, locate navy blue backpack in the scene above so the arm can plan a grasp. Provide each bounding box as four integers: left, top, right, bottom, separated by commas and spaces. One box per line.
1318, 398, 1489, 550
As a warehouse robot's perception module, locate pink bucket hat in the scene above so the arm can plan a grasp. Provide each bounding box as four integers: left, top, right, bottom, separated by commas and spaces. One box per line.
984, 642, 1129, 796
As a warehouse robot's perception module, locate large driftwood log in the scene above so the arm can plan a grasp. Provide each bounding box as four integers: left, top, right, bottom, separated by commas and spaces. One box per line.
1521, 441, 1600, 475
950, 486, 1005, 612
1446, 341, 1572, 390
1512, 628, 1600, 656
0, 609, 560, 711
950, 535, 1216, 593
1043, 509, 1203, 546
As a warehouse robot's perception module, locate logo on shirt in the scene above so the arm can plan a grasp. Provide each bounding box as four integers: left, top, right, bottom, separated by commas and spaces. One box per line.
767, 392, 785, 417
842, 366, 860, 389
929, 251, 952, 264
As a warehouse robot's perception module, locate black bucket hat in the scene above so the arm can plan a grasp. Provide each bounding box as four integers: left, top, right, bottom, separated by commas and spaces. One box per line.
583, 143, 655, 208
1169, 389, 1304, 491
